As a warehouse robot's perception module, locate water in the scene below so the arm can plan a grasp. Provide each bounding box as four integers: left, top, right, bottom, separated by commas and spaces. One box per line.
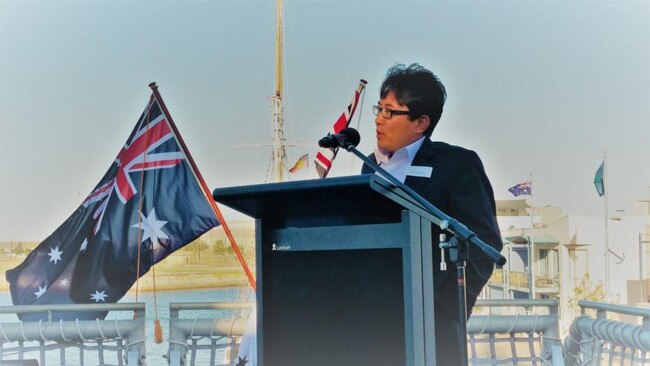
0, 288, 249, 365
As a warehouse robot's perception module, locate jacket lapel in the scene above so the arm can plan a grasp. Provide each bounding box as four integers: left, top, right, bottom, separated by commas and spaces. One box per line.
404, 139, 436, 193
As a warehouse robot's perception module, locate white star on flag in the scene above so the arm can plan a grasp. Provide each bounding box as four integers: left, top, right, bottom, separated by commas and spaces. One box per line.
132, 208, 169, 246
80, 238, 88, 252
34, 285, 47, 299
59, 278, 69, 287
90, 290, 107, 302
47, 246, 63, 264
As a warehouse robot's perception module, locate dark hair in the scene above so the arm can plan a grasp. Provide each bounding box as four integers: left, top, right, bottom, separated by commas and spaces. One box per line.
380, 63, 447, 137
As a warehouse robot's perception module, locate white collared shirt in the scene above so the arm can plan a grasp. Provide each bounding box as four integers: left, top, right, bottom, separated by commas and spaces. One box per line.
373, 137, 426, 183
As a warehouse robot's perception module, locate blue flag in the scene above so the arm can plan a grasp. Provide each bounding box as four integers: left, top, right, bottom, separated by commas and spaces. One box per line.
6, 93, 219, 320
508, 181, 532, 197
594, 161, 605, 197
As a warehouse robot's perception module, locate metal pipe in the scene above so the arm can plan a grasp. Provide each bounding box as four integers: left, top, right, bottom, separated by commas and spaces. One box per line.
467, 315, 557, 334
170, 318, 247, 337
169, 302, 254, 311
0, 303, 144, 315
0, 319, 143, 342
579, 300, 650, 317
475, 298, 559, 308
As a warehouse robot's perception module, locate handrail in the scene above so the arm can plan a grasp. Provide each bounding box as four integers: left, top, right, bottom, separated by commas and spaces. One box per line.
0, 302, 146, 365
169, 302, 253, 311
564, 300, 650, 365
168, 301, 252, 366
0, 302, 144, 314
476, 298, 559, 308
579, 299, 650, 317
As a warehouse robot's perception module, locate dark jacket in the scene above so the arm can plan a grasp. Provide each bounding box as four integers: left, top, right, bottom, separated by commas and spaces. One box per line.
362, 138, 502, 364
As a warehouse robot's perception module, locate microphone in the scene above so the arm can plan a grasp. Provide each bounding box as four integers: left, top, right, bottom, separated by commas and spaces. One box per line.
318, 128, 361, 149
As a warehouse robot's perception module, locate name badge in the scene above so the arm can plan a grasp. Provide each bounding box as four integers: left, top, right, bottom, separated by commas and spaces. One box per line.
407, 165, 433, 178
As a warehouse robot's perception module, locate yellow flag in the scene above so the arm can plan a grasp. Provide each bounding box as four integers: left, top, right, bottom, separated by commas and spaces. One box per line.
289, 153, 309, 174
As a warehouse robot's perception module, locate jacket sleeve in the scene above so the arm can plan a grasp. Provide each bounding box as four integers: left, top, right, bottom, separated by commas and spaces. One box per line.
448, 151, 502, 288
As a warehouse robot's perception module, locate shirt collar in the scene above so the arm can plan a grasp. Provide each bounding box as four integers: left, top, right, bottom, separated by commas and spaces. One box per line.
374, 137, 426, 165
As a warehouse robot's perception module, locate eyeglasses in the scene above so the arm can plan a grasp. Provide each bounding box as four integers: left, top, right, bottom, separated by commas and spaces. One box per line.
372, 105, 412, 119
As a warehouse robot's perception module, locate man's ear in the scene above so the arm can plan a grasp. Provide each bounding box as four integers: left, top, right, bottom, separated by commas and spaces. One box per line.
415, 115, 430, 134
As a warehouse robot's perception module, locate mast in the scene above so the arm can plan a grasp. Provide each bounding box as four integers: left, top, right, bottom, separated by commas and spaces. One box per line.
603, 150, 610, 302
528, 173, 535, 299
270, 0, 288, 182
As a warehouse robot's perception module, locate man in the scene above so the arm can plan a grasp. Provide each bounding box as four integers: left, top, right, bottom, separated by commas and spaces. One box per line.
362, 63, 502, 365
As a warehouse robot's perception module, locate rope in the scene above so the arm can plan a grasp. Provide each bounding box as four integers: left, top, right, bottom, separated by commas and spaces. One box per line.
38, 320, 47, 342
0, 323, 10, 342
75, 319, 88, 341
138, 99, 163, 343
531, 314, 540, 334
59, 319, 71, 342
134, 106, 151, 303
115, 319, 124, 339
152, 262, 159, 319
506, 314, 519, 333
190, 318, 199, 337
123, 337, 146, 348
208, 317, 218, 338
151, 255, 162, 344
479, 315, 490, 334
168, 339, 190, 349
19, 321, 28, 342
96, 318, 106, 340
227, 317, 238, 338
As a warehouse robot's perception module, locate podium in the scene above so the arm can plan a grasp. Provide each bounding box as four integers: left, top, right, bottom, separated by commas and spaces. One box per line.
213, 175, 438, 366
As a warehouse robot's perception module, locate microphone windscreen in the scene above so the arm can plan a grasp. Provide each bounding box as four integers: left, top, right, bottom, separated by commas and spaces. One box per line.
340, 128, 361, 147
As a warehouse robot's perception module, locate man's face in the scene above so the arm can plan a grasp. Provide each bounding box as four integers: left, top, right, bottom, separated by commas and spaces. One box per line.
375, 92, 428, 155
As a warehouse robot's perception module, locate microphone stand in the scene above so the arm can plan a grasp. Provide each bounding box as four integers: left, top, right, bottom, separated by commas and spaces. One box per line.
341, 142, 505, 366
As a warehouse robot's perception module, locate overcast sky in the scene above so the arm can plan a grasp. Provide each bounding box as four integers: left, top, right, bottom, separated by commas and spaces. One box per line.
1, 0, 648, 241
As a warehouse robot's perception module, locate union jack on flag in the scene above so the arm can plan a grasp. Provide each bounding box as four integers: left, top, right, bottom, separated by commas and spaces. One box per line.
508, 181, 532, 197
314, 80, 366, 178
6, 88, 219, 320
83, 106, 185, 235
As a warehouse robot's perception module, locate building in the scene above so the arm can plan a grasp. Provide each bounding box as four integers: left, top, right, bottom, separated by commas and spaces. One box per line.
486, 197, 650, 327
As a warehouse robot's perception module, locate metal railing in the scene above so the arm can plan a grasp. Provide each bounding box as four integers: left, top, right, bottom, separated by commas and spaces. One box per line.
564, 300, 650, 365
167, 302, 252, 366
469, 299, 563, 365
7, 299, 650, 365
490, 269, 561, 292
165, 299, 563, 366
0, 303, 145, 366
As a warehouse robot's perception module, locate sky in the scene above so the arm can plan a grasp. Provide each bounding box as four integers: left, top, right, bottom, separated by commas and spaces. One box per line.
0, 0, 648, 241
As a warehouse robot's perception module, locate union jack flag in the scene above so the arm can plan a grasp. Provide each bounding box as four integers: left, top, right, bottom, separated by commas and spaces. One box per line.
6, 90, 219, 320
314, 80, 366, 178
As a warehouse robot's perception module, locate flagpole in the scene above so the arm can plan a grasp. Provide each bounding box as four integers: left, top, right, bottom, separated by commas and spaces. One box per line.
149, 82, 257, 291
350, 81, 367, 174
529, 173, 535, 299
604, 150, 610, 302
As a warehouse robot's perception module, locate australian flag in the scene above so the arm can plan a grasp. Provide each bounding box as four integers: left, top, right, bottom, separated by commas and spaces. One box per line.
6, 92, 219, 320
508, 181, 532, 197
